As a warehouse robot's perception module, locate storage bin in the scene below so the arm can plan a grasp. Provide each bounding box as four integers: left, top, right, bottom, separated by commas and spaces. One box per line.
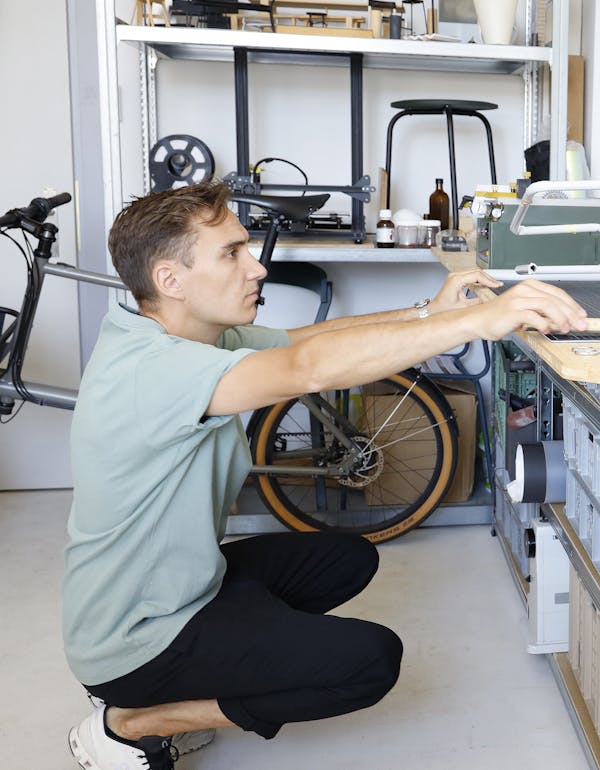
494, 476, 533, 579
569, 566, 600, 733
563, 397, 600, 499
563, 397, 600, 567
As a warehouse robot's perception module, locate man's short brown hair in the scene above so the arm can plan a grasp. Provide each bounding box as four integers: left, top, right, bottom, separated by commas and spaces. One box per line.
108, 181, 231, 308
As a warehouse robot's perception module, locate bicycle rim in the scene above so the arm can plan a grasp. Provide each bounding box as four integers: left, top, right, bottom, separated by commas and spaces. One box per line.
250, 371, 458, 542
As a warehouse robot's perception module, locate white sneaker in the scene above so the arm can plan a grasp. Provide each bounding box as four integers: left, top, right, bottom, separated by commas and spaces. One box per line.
86, 691, 216, 756
68, 706, 177, 770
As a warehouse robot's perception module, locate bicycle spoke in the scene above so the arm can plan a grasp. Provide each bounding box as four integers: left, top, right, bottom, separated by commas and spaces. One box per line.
250, 373, 458, 542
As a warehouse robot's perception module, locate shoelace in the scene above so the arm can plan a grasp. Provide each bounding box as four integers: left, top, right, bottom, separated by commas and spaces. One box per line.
136, 737, 179, 770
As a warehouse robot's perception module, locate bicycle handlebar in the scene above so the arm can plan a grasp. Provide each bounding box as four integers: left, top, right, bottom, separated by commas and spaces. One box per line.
0, 192, 72, 229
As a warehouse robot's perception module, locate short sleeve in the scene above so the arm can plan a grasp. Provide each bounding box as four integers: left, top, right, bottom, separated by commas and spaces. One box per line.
133, 336, 253, 447
218, 325, 289, 352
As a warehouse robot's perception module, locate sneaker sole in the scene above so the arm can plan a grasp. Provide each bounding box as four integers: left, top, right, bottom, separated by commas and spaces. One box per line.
173, 728, 216, 755
68, 725, 101, 770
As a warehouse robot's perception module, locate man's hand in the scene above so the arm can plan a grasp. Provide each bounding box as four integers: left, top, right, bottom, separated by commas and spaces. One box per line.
429, 269, 503, 315
472, 278, 588, 340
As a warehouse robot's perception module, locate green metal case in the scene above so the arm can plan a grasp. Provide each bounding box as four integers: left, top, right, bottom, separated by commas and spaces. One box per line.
476, 201, 600, 269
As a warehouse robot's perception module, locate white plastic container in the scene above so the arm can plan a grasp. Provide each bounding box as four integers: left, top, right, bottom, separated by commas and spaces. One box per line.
396, 218, 420, 247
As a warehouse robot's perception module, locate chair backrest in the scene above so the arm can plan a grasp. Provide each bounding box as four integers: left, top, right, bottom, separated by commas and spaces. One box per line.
263, 262, 332, 324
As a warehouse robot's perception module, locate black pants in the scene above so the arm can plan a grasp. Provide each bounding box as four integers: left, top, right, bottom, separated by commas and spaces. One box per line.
86, 532, 403, 739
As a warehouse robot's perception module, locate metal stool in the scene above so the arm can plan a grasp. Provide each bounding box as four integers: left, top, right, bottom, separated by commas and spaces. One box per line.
384, 99, 498, 226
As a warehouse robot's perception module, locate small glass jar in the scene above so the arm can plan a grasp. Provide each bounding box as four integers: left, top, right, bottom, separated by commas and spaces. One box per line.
418, 219, 441, 248
396, 219, 420, 247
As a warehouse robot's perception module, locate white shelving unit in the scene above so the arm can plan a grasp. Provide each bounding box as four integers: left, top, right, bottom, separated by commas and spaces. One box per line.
95, 0, 570, 237
74, 9, 600, 760
85, 0, 571, 531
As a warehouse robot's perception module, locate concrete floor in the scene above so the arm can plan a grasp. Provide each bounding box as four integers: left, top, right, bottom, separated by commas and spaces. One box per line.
0, 489, 589, 770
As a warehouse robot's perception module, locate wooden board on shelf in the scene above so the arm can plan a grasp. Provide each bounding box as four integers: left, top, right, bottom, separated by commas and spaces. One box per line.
274, 23, 372, 36
517, 331, 600, 384
432, 247, 600, 384
568, 54, 585, 144
378, 167, 388, 210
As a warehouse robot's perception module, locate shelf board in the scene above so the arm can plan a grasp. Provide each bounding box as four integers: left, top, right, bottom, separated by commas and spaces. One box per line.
117, 25, 553, 74
229, 479, 492, 536
548, 654, 600, 770
249, 240, 439, 262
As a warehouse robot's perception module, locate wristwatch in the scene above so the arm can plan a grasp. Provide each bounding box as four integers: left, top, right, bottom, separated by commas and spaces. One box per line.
414, 298, 431, 319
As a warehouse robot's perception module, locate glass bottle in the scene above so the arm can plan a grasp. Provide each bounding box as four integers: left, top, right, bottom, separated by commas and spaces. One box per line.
376, 209, 396, 248
429, 178, 449, 231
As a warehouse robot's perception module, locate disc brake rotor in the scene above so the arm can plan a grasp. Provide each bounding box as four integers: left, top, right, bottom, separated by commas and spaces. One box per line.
339, 436, 384, 488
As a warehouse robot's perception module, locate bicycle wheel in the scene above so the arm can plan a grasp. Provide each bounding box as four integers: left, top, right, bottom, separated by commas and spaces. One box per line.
249, 370, 459, 543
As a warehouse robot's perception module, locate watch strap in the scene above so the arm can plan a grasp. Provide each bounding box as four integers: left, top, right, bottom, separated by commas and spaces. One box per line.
414, 298, 431, 319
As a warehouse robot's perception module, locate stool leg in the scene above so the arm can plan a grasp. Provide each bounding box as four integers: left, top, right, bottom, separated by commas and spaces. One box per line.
444, 109, 459, 230
131, 0, 143, 25
384, 111, 406, 211
474, 113, 497, 184
160, 1, 171, 27
474, 379, 494, 488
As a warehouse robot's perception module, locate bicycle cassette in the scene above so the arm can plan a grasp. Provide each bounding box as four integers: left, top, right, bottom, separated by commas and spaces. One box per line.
149, 134, 215, 191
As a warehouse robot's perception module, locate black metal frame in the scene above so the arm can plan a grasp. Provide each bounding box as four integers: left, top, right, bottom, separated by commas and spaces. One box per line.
232, 48, 368, 243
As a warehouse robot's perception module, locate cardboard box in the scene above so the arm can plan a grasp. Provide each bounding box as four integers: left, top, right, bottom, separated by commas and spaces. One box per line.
362, 380, 477, 506
568, 55, 585, 144
437, 381, 477, 503
362, 392, 435, 507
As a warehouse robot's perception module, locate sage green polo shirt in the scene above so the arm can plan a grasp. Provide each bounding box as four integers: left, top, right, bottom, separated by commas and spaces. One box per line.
63, 305, 288, 685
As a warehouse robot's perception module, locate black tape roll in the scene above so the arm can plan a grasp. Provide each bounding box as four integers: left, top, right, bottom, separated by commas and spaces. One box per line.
520, 443, 547, 503
508, 441, 566, 504
149, 135, 215, 191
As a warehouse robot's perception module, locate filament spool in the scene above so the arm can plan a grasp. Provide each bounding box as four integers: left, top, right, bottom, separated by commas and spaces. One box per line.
149, 135, 215, 191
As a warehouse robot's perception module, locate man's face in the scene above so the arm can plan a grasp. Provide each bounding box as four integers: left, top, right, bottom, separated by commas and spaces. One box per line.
175, 210, 268, 334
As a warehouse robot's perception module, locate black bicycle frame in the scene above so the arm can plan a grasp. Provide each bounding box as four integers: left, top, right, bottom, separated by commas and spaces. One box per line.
0, 192, 329, 415
0, 254, 127, 412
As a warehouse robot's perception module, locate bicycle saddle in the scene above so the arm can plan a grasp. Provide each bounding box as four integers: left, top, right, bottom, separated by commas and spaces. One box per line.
230, 193, 330, 222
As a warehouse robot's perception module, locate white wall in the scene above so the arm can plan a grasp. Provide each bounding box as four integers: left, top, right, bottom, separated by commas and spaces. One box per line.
0, 1, 79, 489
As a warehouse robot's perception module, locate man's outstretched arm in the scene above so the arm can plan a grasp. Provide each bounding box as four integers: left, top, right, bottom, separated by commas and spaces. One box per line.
207, 278, 587, 417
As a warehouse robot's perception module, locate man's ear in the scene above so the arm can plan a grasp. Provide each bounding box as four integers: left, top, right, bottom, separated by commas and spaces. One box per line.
152, 261, 184, 300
